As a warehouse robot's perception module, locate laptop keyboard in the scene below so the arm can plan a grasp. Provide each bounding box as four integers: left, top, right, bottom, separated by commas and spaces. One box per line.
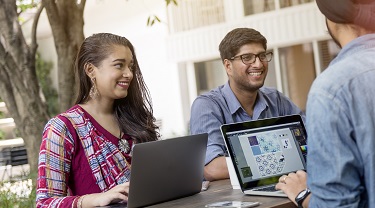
252, 184, 277, 192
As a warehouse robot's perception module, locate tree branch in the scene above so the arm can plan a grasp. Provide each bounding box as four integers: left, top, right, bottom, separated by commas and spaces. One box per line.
78, 0, 86, 11
30, 4, 44, 55
0, 40, 28, 95
0, 65, 20, 121
42, 0, 68, 47
0, 0, 29, 73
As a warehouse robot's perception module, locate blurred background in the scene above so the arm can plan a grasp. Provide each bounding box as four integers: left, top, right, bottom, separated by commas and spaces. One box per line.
0, 0, 340, 191
14, 0, 340, 139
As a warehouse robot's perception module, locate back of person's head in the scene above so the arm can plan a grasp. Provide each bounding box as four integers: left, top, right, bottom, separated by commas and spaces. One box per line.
219, 28, 267, 63
316, 0, 375, 31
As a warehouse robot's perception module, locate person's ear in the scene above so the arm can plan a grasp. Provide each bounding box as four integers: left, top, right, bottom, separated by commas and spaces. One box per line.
223, 59, 233, 75
84, 63, 95, 78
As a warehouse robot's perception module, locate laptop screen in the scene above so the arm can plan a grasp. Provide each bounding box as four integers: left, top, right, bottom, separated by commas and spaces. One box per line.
221, 115, 307, 190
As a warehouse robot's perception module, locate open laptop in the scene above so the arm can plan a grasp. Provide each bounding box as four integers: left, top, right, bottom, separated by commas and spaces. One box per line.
110, 133, 208, 208
220, 115, 307, 197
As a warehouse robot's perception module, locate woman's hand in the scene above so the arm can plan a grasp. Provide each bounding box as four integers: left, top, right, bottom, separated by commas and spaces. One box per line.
275, 170, 307, 205
83, 182, 130, 207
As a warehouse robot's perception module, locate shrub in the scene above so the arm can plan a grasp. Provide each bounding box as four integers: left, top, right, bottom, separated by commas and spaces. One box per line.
35, 53, 58, 117
0, 179, 35, 208
0, 129, 5, 140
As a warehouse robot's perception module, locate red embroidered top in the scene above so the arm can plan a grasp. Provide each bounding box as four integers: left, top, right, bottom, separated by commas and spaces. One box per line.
36, 105, 133, 208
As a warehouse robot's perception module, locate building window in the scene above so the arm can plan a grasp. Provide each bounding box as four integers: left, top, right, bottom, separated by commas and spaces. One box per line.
279, 43, 316, 111
168, 0, 225, 33
264, 50, 278, 89
243, 0, 275, 16
279, 0, 314, 8
194, 59, 227, 95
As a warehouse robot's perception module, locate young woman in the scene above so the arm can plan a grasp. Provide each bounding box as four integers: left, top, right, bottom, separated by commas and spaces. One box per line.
36, 33, 159, 207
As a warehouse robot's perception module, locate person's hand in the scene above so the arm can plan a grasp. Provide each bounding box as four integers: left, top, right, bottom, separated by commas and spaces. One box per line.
84, 182, 130, 207
275, 170, 307, 205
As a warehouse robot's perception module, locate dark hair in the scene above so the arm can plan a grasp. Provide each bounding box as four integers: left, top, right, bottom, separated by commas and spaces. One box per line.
74, 33, 159, 143
219, 28, 267, 63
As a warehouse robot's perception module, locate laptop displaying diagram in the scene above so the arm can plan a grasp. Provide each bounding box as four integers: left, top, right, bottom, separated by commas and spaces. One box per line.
220, 115, 307, 197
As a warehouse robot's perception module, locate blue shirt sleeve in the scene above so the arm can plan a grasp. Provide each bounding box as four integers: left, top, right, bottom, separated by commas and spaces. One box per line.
190, 96, 227, 165
190, 86, 306, 166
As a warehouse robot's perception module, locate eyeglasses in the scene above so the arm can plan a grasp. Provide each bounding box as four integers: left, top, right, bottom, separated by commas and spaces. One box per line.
230, 52, 273, 65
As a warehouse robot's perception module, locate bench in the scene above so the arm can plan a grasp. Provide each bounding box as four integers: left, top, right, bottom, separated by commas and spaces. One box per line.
0, 146, 28, 181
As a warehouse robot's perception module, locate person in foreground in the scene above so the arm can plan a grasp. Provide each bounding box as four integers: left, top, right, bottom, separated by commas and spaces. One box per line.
190, 28, 305, 181
276, 0, 375, 207
36, 33, 159, 207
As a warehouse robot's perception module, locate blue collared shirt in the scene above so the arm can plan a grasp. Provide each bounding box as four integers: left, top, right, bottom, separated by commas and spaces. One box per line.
306, 34, 375, 207
190, 82, 305, 165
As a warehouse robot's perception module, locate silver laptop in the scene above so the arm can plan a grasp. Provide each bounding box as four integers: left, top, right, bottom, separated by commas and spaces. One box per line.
220, 115, 307, 197
104, 133, 207, 208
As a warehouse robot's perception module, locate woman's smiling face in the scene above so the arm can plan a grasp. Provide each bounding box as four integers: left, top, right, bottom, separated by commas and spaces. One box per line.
94, 44, 134, 100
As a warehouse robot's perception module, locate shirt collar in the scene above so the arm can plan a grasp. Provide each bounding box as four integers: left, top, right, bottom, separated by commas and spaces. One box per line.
332, 34, 375, 65
253, 88, 269, 119
222, 82, 241, 115
222, 82, 269, 116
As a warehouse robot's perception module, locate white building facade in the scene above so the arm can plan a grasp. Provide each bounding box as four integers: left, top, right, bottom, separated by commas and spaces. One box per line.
165, 0, 340, 137
33, 0, 339, 139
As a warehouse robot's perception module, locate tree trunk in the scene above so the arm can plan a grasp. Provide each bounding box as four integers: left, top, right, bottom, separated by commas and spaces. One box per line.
0, 0, 49, 178
42, 0, 86, 112
0, 0, 86, 180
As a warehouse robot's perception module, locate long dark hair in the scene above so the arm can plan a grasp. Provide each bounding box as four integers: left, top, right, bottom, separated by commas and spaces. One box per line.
74, 33, 159, 143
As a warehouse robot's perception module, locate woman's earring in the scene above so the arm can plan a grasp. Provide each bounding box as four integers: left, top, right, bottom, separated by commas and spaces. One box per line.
89, 77, 99, 99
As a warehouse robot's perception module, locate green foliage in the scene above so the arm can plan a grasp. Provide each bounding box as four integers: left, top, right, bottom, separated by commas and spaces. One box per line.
165, 0, 178, 6
146, 0, 178, 26
16, 0, 39, 13
0, 129, 5, 140
13, 128, 21, 138
17, 0, 40, 23
35, 53, 58, 117
147, 15, 161, 26
0, 179, 35, 208
0, 165, 36, 208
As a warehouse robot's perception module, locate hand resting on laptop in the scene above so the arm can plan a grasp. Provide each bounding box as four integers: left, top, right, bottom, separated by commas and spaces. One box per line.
275, 170, 308, 207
